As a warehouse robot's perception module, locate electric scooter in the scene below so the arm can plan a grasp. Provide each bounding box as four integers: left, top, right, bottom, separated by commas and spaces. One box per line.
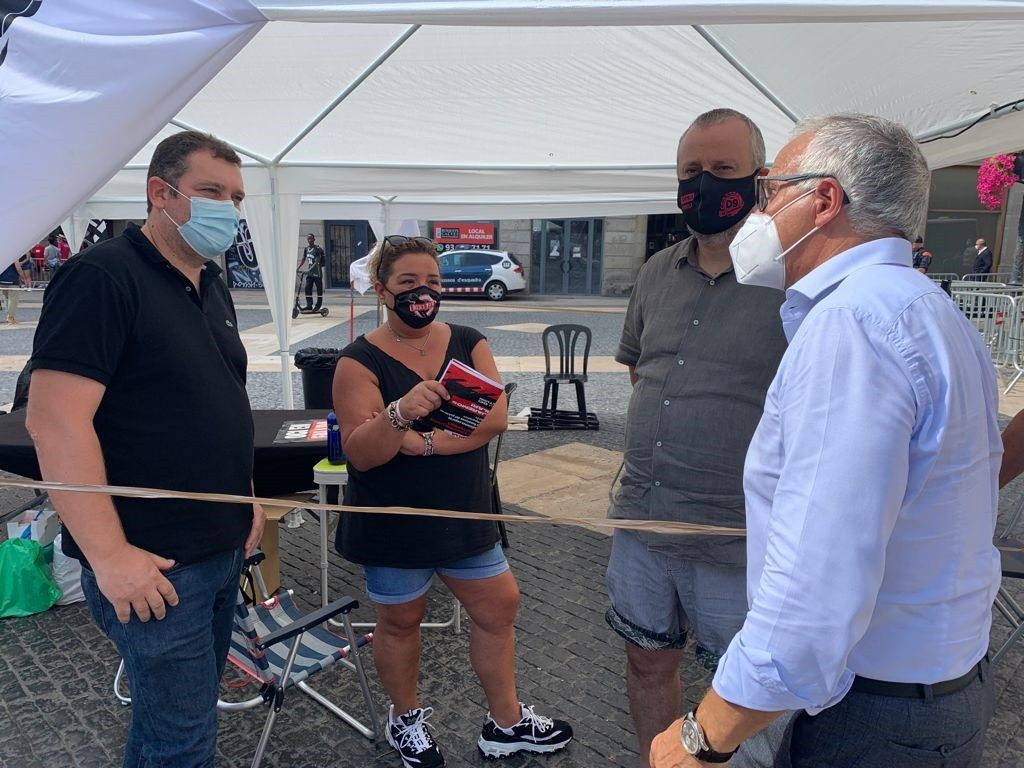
291, 268, 329, 318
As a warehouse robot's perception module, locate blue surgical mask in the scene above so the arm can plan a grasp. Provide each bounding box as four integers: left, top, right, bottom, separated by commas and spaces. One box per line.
161, 181, 240, 259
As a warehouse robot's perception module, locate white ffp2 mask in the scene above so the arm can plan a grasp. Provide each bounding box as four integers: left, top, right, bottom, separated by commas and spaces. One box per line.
729, 190, 817, 290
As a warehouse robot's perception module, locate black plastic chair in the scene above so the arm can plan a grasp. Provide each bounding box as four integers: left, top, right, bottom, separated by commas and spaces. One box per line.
541, 324, 592, 423
490, 382, 517, 549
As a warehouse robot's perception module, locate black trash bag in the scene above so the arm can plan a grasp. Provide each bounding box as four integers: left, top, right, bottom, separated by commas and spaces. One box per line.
293, 348, 342, 370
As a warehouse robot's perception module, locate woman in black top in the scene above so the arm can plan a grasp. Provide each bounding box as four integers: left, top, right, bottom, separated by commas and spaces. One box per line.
333, 237, 572, 767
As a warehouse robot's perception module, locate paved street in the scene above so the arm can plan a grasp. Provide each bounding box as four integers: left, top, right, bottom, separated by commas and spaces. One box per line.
2, 290, 1024, 767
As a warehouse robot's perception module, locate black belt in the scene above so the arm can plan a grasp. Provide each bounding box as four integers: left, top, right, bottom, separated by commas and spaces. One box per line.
850, 658, 985, 700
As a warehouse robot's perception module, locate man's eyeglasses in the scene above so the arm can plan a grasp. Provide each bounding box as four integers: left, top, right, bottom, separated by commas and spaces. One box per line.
755, 173, 850, 212
377, 235, 439, 279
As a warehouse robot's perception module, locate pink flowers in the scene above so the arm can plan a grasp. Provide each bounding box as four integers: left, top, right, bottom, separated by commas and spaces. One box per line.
977, 154, 1019, 210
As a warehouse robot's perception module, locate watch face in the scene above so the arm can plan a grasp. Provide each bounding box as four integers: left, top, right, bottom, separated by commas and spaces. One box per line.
681, 718, 702, 755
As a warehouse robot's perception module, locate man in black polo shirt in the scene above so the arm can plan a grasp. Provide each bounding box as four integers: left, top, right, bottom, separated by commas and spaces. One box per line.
27, 130, 265, 768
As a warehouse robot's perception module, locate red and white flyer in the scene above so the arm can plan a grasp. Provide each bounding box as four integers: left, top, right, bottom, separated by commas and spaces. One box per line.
429, 359, 504, 438
273, 419, 328, 444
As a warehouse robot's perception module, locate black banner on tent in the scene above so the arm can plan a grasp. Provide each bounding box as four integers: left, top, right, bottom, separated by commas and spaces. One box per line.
80, 219, 111, 252
0, 1, 42, 68
226, 219, 263, 289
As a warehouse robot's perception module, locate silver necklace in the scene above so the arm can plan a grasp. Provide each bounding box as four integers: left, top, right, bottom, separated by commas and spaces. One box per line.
388, 323, 432, 356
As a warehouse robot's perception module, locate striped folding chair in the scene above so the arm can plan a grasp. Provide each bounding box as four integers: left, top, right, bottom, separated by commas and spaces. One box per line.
114, 552, 380, 768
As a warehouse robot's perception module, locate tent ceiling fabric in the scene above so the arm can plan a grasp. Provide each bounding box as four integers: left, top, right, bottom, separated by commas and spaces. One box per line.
707, 21, 1024, 147
97, 13, 1024, 217
163, 23, 793, 167
255, 1, 1024, 25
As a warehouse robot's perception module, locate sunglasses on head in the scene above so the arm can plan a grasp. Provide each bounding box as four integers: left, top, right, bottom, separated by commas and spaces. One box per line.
381, 235, 436, 251
377, 235, 438, 279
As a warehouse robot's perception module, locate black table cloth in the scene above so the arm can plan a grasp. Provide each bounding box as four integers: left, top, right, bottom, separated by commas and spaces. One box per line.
250, 409, 330, 496
0, 409, 329, 498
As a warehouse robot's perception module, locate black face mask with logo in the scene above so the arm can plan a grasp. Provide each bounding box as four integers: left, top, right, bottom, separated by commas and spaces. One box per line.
386, 285, 441, 329
677, 171, 757, 235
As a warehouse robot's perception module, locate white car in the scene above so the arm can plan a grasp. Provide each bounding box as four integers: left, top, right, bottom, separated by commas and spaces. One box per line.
438, 249, 526, 301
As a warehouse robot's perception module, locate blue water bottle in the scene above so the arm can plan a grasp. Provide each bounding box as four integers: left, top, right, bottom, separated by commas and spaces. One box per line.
327, 410, 344, 465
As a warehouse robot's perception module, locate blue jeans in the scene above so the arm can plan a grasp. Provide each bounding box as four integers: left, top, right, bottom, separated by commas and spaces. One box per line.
82, 548, 243, 768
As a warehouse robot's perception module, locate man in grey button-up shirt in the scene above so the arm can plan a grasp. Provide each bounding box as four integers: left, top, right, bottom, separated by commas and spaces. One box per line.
605, 109, 787, 765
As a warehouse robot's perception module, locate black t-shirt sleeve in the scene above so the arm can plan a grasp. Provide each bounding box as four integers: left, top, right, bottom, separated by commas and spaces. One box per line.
338, 337, 381, 379
453, 324, 486, 359
31, 261, 134, 387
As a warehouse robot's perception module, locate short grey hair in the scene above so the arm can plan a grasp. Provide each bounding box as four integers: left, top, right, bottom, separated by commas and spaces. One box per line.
792, 114, 930, 240
683, 108, 767, 169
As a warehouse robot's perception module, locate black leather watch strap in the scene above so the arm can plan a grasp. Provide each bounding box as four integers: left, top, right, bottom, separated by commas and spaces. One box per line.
681, 710, 738, 763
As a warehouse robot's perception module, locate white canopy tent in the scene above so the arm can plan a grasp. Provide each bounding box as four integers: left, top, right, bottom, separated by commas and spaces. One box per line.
4, 1, 1024, 406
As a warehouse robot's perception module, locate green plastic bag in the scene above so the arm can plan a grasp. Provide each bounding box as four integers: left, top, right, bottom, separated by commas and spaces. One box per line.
0, 538, 62, 618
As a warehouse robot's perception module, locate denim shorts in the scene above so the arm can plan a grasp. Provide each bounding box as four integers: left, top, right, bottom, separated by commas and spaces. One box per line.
605, 529, 747, 669
364, 542, 509, 605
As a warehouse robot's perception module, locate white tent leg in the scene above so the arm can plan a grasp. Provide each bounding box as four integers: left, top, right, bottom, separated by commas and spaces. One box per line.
244, 167, 299, 410
280, 350, 294, 408
373, 197, 396, 329
269, 167, 298, 409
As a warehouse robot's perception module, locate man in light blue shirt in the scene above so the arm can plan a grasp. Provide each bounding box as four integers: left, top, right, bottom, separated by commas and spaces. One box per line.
651, 113, 1001, 767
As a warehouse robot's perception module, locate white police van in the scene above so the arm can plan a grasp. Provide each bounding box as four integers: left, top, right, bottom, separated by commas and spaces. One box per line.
438, 249, 526, 301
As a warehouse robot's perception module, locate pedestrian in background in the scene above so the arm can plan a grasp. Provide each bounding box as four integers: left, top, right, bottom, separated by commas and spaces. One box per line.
300, 232, 326, 311
911, 235, 932, 273
43, 235, 61, 275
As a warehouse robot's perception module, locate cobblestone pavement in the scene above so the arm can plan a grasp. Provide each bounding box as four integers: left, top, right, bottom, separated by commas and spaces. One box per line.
3, 293, 1024, 766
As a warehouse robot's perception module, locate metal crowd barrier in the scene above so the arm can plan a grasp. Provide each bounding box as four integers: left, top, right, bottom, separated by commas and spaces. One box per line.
928, 272, 960, 283
27, 260, 55, 289
952, 288, 1024, 394
953, 291, 1017, 365
949, 280, 1018, 294
962, 271, 1015, 283
1004, 300, 1024, 394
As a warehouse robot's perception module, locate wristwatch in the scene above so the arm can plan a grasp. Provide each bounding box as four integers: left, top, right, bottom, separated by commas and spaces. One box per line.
420, 430, 435, 457
680, 710, 737, 764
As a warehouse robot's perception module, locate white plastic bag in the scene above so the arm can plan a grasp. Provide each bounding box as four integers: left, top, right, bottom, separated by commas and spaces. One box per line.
51, 533, 84, 605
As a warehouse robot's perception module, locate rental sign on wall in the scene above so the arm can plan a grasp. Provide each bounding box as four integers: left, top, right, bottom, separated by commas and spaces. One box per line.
432, 221, 496, 251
